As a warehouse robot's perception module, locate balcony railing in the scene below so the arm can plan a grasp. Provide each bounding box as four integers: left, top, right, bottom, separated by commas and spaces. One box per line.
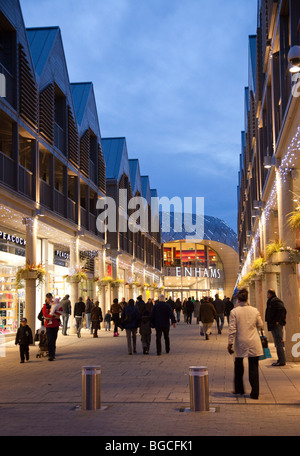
40, 179, 52, 208
19, 165, 32, 198
0, 151, 15, 188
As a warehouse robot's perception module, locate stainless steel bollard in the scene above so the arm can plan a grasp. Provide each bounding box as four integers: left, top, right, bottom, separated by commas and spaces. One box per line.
189, 366, 209, 411
82, 366, 101, 410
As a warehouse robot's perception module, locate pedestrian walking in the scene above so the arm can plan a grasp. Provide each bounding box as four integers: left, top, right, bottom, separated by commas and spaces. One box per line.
199, 296, 217, 339
140, 309, 152, 354
15, 317, 33, 363
91, 301, 103, 338
85, 296, 93, 331
104, 310, 112, 331
150, 294, 176, 356
227, 288, 263, 400
60, 294, 71, 335
175, 298, 182, 322
110, 298, 122, 336
214, 293, 225, 334
186, 297, 194, 324
194, 298, 200, 324
265, 289, 287, 366
74, 297, 85, 338
224, 297, 234, 325
42, 293, 63, 361
121, 298, 140, 354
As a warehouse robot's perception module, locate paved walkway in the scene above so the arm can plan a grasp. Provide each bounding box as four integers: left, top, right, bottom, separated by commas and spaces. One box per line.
1, 317, 300, 437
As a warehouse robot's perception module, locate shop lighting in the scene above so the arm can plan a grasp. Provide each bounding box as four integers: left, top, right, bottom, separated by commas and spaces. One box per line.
288, 45, 300, 73
263, 156, 281, 169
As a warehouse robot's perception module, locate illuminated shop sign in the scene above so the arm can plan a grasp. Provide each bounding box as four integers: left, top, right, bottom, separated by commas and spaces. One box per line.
55, 250, 70, 260
175, 267, 221, 279
0, 231, 26, 246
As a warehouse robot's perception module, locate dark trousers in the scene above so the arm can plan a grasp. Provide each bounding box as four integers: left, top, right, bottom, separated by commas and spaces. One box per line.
186, 312, 192, 324
156, 327, 170, 355
19, 344, 29, 362
46, 326, 59, 358
234, 356, 259, 398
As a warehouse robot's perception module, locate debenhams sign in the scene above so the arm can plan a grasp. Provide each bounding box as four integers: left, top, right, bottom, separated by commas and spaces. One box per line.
175, 267, 221, 279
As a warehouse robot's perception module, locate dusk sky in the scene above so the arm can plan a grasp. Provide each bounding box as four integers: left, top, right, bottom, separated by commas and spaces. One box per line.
21, 0, 257, 232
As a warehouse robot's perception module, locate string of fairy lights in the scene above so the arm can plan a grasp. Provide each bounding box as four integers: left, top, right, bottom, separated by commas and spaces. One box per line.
239, 126, 300, 282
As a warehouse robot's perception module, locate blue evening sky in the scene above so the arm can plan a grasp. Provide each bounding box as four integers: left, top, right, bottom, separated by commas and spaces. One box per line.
21, 0, 257, 231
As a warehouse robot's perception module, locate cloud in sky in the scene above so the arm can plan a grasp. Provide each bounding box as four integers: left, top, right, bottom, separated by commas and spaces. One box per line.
21, 0, 257, 231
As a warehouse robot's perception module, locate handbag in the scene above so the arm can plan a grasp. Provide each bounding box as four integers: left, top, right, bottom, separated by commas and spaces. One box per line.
259, 330, 272, 360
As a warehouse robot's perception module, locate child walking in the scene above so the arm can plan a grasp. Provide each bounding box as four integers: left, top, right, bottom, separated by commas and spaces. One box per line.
15, 318, 33, 363
104, 310, 112, 331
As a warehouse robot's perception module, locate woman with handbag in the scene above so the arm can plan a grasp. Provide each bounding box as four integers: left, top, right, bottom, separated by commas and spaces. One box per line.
227, 288, 263, 399
91, 301, 103, 338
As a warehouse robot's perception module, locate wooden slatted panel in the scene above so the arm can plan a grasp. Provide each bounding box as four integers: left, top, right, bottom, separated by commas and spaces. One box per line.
18, 44, 38, 128
39, 83, 55, 144
80, 129, 90, 177
97, 143, 106, 194
67, 106, 79, 167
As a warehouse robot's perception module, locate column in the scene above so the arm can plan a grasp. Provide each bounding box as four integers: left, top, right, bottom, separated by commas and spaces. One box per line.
277, 169, 300, 362
24, 217, 37, 337
69, 236, 80, 334
96, 249, 106, 325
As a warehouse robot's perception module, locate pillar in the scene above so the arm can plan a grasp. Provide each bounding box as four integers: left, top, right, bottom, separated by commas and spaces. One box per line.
277, 169, 300, 362
69, 236, 80, 334
24, 217, 37, 336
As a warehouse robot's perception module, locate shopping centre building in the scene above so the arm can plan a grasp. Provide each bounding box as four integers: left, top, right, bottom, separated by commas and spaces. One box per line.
162, 213, 239, 300
0, 0, 162, 336
237, 0, 300, 361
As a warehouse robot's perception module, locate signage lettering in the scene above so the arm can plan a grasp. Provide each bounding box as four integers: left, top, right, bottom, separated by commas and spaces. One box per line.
0, 231, 26, 246
175, 267, 221, 279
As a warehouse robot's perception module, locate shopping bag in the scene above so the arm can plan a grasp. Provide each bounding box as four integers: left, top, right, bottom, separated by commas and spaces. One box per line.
259, 330, 272, 360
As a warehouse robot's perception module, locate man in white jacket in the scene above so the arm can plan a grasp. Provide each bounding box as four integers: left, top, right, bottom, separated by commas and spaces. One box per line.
227, 288, 263, 399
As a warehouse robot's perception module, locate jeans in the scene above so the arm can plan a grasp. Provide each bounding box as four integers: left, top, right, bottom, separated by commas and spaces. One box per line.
75, 316, 83, 337
105, 321, 111, 331
62, 313, 69, 335
155, 327, 170, 355
46, 326, 59, 359
234, 356, 259, 398
271, 324, 286, 364
176, 311, 181, 322
126, 328, 137, 354
216, 313, 224, 332
19, 344, 29, 362
186, 312, 192, 324
85, 313, 91, 330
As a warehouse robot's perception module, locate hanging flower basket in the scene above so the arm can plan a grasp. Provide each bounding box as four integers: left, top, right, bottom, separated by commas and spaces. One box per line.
16, 263, 46, 289
64, 271, 87, 283
111, 279, 124, 288
98, 276, 114, 288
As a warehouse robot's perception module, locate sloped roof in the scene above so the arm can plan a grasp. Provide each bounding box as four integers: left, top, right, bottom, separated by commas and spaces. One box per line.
141, 176, 151, 205
102, 137, 130, 181
71, 82, 101, 138
129, 159, 142, 195
26, 27, 58, 78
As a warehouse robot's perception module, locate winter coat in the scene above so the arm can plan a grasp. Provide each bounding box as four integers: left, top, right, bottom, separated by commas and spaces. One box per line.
91, 306, 103, 330
150, 301, 176, 329
228, 302, 263, 358
199, 301, 217, 323
121, 304, 140, 330
265, 296, 286, 331
110, 302, 122, 315
186, 300, 194, 313
140, 313, 152, 336
43, 303, 62, 328
15, 325, 33, 345
61, 297, 71, 314
214, 298, 225, 314
74, 301, 85, 317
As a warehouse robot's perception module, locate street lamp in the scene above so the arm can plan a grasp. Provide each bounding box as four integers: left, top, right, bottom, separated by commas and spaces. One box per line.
288, 45, 300, 73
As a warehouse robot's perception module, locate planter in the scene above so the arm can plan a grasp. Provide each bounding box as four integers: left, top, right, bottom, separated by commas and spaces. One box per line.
271, 251, 300, 264
66, 277, 81, 284
264, 264, 280, 274
21, 271, 38, 280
